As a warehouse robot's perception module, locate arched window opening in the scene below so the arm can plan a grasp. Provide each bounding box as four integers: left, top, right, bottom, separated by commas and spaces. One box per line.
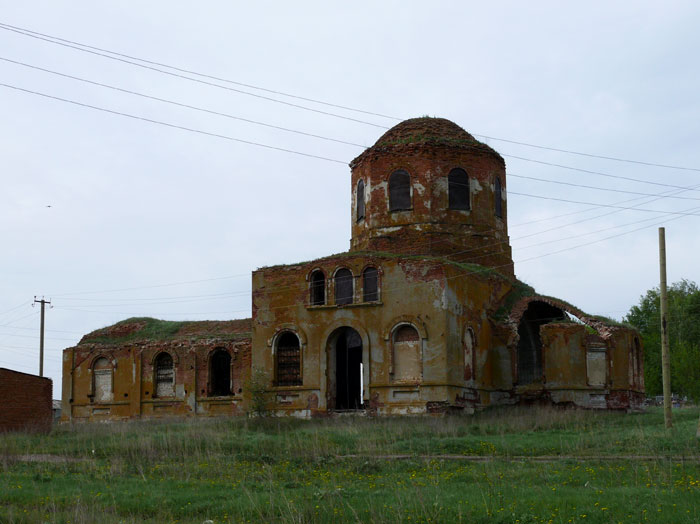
448, 168, 470, 210
310, 270, 326, 306
389, 170, 411, 211
494, 177, 503, 218
209, 349, 232, 396
516, 302, 565, 385
464, 328, 475, 382
93, 357, 113, 403
154, 352, 175, 398
362, 267, 379, 302
356, 179, 366, 221
392, 324, 421, 382
335, 268, 354, 306
276, 331, 302, 387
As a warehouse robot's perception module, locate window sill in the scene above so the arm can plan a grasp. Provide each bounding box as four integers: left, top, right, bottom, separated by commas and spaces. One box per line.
198, 396, 243, 402
270, 385, 317, 392
307, 301, 382, 310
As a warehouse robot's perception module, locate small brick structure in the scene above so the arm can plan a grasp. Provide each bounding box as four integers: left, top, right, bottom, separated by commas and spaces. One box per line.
0, 368, 53, 433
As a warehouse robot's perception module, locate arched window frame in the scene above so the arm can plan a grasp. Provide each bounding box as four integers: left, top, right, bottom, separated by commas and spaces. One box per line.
90, 355, 114, 403
309, 268, 326, 306
388, 322, 423, 382
448, 168, 470, 211
333, 267, 354, 306
361, 265, 380, 302
356, 178, 366, 222
153, 351, 176, 398
494, 176, 503, 218
389, 169, 412, 211
208, 347, 233, 397
273, 330, 303, 387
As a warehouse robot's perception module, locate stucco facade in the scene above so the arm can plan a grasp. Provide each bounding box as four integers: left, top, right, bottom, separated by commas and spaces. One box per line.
62, 117, 645, 421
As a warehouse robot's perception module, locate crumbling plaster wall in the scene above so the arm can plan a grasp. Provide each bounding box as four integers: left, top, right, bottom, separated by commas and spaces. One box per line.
504, 296, 645, 410
349, 136, 513, 277
62, 336, 251, 421
252, 253, 460, 415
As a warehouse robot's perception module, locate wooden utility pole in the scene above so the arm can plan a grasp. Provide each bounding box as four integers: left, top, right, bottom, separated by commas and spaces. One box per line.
33, 296, 51, 377
658, 228, 672, 429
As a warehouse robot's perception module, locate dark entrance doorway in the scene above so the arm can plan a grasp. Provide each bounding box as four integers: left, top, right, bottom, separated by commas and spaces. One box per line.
209, 349, 231, 396
516, 301, 565, 385
332, 327, 363, 410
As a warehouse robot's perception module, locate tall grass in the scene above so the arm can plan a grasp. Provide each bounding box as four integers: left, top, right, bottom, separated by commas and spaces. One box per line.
1, 406, 699, 523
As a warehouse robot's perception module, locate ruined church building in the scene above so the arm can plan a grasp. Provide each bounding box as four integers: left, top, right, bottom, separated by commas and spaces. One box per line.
62, 117, 645, 421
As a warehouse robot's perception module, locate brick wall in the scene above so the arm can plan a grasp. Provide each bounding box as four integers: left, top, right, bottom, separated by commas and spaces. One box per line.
0, 368, 53, 433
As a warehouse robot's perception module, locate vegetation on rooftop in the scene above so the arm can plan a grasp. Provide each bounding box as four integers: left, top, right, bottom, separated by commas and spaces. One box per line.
80, 317, 249, 346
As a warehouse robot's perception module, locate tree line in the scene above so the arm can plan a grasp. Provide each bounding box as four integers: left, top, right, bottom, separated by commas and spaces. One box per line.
625, 279, 700, 402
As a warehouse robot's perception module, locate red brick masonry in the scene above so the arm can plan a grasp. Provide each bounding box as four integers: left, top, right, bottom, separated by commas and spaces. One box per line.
0, 368, 53, 433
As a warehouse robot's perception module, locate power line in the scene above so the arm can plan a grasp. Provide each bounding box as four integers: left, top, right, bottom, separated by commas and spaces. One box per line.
9, 52, 699, 198
505, 154, 700, 192
0, 24, 388, 129
4, 79, 698, 201
509, 191, 700, 217
0, 21, 400, 121
50, 274, 250, 298
0, 56, 368, 148
45, 198, 700, 316
474, 134, 700, 173
3, 57, 696, 194
508, 173, 700, 200
0, 82, 348, 165
3, 21, 699, 173
41, 182, 700, 304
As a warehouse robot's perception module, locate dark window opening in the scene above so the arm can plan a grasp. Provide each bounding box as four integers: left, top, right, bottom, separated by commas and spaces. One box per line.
276, 332, 301, 387
310, 270, 325, 306
356, 179, 365, 221
389, 170, 411, 211
448, 168, 470, 210
335, 268, 353, 306
335, 328, 363, 410
362, 267, 378, 302
516, 302, 565, 385
495, 177, 503, 218
154, 352, 174, 397
209, 349, 231, 396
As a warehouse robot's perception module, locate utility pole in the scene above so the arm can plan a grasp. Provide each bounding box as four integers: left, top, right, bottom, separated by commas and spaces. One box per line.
32, 296, 51, 377
658, 228, 672, 429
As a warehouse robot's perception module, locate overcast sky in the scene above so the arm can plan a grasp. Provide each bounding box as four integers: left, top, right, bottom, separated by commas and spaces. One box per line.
2, 2, 699, 399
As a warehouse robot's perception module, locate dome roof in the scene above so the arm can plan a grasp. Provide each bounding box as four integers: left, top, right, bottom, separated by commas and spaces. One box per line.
350, 117, 502, 167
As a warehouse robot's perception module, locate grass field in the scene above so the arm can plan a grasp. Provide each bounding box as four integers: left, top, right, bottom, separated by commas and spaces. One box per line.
1, 406, 699, 523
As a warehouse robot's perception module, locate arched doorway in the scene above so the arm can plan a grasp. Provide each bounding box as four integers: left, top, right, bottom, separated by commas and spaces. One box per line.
516, 301, 565, 385
327, 327, 363, 410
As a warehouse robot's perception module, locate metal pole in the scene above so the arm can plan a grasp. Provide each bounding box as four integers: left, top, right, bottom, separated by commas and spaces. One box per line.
658, 228, 672, 428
